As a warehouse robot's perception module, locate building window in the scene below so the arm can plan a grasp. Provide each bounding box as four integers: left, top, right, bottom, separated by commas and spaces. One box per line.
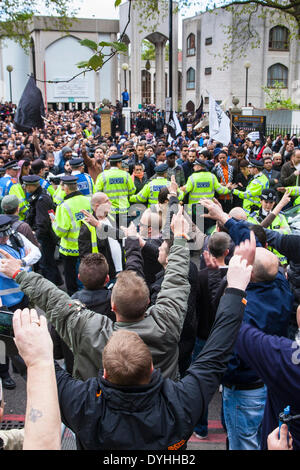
267, 63, 288, 88
205, 37, 212, 45
205, 67, 212, 75
269, 26, 289, 51
204, 96, 209, 104
186, 67, 195, 89
187, 33, 196, 56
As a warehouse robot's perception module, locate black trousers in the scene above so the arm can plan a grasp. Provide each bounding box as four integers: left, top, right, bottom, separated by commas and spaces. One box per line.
61, 254, 79, 296
38, 237, 63, 285
0, 296, 29, 378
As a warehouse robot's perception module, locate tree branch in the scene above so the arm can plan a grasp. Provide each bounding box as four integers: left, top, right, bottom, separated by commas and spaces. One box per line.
34, 0, 132, 84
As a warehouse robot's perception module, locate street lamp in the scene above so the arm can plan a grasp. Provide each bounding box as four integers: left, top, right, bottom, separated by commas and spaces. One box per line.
244, 61, 251, 107
121, 62, 129, 89
6, 65, 13, 103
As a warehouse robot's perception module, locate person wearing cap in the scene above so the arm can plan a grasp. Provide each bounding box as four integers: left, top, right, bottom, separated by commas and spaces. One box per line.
1, 194, 39, 248
95, 154, 135, 225
182, 159, 231, 228
69, 158, 94, 197
31, 158, 55, 199
7, 160, 30, 221
231, 159, 270, 213
166, 150, 185, 187
130, 163, 182, 207
0, 160, 19, 198
248, 189, 290, 264
52, 175, 91, 295
23, 175, 62, 285
56, 146, 73, 174
0, 214, 41, 389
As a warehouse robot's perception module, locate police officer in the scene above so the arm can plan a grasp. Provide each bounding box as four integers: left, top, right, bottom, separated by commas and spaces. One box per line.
23, 175, 62, 285
95, 154, 135, 227
8, 161, 30, 221
183, 159, 231, 229
281, 186, 300, 207
248, 188, 291, 264
0, 161, 19, 198
69, 158, 94, 197
232, 159, 269, 213
0, 215, 39, 389
130, 163, 182, 207
52, 175, 91, 295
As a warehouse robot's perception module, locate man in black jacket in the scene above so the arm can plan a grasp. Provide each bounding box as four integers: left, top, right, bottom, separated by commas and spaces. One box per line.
23, 175, 62, 285
53, 243, 253, 450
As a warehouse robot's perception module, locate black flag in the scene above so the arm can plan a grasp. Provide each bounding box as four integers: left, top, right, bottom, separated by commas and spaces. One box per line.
194, 96, 204, 122
167, 111, 182, 143
14, 75, 45, 132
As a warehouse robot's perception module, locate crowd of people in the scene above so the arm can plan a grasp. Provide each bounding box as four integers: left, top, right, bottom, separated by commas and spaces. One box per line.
0, 103, 299, 451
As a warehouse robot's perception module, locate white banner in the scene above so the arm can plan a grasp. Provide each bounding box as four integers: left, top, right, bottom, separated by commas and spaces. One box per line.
53, 77, 89, 99
209, 94, 231, 145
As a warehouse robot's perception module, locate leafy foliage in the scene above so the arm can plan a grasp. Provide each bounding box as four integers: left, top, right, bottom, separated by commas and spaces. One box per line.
262, 81, 300, 109
0, 0, 77, 51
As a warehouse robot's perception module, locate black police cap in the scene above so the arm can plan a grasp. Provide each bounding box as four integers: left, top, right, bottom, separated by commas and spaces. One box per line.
22, 175, 40, 184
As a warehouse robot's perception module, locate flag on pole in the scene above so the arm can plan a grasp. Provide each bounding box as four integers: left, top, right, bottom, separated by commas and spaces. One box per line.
167, 111, 182, 142
14, 75, 45, 132
208, 94, 231, 145
194, 96, 204, 122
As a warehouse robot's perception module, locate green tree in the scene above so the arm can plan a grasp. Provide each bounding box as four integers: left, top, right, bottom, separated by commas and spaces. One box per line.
0, 0, 77, 51
262, 81, 299, 109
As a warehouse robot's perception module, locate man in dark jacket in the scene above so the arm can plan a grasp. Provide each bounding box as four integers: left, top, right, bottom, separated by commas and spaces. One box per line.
53, 247, 252, 450
23, 175, 61, 285
235, 311, 300, 450
199, 199, 294, 450
71, 253, 115, 321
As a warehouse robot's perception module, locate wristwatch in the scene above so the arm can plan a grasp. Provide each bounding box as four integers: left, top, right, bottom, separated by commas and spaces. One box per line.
21, 259, 27, 268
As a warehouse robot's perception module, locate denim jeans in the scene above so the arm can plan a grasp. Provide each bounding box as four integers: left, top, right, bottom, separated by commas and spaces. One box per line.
223, 384, 267, 450
192, 338, 208, 436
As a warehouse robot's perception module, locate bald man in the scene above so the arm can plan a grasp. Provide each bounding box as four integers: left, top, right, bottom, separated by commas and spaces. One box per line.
79, 192, 122, 280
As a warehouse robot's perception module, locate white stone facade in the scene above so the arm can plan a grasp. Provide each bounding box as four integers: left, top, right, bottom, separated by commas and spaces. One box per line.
182, 7, 300, 112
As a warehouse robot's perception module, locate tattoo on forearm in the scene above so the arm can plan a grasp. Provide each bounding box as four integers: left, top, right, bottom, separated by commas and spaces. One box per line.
29, 407, 43, 422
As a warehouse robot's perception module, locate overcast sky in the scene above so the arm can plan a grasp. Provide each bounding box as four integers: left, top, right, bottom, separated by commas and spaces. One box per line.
75, 0, 200, 46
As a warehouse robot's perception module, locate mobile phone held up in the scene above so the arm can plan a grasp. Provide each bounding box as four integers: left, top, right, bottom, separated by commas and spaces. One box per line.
0, 310, 14, 337
48, 210, 55, 222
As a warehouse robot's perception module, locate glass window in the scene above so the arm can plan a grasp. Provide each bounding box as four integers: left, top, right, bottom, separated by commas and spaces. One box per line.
205, 37, 212, 45
205, 67, 212, 75
267, 63, 288, 88
269, 26, 289, 51
187, 34, 196, 56
186, 68, 195, 89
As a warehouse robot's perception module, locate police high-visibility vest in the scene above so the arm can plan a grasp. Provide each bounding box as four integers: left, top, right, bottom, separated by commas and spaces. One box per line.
0, 176, 14, 198
233, 173, 269, 213
130, 177, 170, 206
130, 177, 184, 207
0, 244, 25, 307
81, 220, 98, 253
53, 185, 66, 206
248, 210, 291, 264
40, 178, 55, 198
184, 171, 231, 206
74, 173, 94, 197
95, 168, 135, 214
52, 192, 91, 256
285, 186, 300, 206
9, 183, 29, 221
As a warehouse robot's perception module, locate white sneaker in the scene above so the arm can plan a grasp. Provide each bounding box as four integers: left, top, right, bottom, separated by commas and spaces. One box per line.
193, 432, 208, 440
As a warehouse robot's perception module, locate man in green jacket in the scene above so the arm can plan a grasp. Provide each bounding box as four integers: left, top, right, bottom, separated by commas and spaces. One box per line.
0, 208, 191, 382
